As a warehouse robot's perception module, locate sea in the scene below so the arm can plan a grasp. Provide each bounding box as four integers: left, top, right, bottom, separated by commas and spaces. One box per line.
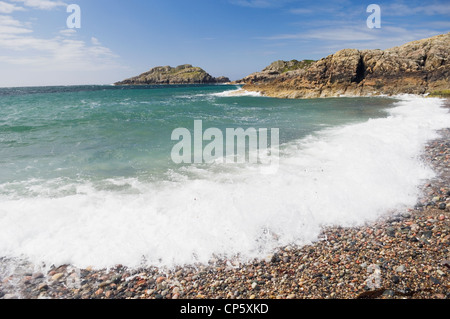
0, 84, 449, 269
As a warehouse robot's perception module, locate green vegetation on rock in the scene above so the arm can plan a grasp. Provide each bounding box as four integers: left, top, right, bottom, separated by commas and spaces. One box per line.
263, 59, 316, 74
239, 33, 450, 99
233, 59, 317, 85
429, 90, 450, 98
280, 60, 316, 73
115, 64, 230, 85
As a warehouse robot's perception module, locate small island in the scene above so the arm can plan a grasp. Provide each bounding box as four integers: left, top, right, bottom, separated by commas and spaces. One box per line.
115, 64, 230, 85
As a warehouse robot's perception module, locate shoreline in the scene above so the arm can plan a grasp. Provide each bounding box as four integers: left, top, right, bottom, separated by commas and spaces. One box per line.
1, 101, 449, 300
239, 88, 449, 100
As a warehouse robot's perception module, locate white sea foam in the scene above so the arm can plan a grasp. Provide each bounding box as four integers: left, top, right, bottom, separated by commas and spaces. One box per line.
179, 87, 262, 99
211, 88, 262, 97
0, 96, 449, 269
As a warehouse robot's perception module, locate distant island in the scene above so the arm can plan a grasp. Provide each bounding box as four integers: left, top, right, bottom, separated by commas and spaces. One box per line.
115, 33, 449, 98
115, 64, 230, 85
234, 33, 449, 99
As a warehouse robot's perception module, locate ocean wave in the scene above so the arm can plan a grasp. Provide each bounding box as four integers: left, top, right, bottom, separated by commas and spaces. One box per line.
210, 88, 262, 97
0, 96, 449, 269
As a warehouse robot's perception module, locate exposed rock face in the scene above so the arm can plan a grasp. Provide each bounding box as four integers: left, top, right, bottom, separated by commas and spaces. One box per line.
233, 59, 316, 85
241, 33, 449, 99
115, 64, 230, 85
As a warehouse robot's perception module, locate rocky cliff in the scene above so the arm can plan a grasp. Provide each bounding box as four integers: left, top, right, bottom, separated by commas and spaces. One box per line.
115, 64, 230, 85
233, 59, 316, 85
239, 33, 449, 99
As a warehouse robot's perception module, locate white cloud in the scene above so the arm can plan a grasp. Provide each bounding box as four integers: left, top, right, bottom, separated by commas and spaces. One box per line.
257, 24, 445, 55
382, 3, 450, 16
0, 14, 31, 34
59, 28, 76, 36
0, 1, 24, 13
91, 37, 100, 46
10, 0, 66, 10
427, 21, 450, 29
289, 8, 313, 14
258, 27, 380, 42
0, 32, 119, 69
229, 0, 293, 8
0, 7, 124, 86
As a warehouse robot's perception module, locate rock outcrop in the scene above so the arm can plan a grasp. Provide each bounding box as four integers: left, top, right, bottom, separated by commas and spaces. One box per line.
115, 64, 230, 85
240, 33, 449, 99
233, 59, 316, 85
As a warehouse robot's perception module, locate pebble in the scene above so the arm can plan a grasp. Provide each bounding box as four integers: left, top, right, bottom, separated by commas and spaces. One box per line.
430, 277, 441, 285
38, 284, 48, 291
395, 265, 406, 273
386, 227, 396, 237
95, 289, 103, 296
1, 127, 450, 300
51, 273, 64, 281
33, 273, 44, 280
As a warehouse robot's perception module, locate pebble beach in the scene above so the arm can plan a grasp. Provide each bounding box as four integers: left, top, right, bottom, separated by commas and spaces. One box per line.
1, 101, 449, 300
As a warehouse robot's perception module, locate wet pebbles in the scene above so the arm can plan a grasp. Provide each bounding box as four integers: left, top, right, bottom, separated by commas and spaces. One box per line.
1, 117, 449, 300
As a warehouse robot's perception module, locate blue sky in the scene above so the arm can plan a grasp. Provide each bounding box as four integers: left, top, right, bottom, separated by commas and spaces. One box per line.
0, 0, 449, 87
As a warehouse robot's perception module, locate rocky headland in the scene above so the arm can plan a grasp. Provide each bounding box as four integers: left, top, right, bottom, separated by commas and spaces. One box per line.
236, 33, 450, 99
234, 59, 316, 85
115, 64, 230, 85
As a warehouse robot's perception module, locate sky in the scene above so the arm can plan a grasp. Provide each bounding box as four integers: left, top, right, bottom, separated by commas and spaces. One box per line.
0, 0, 449, 87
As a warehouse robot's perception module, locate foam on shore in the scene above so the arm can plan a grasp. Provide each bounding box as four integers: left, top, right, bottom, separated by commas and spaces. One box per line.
211, 88, 262, 97
0, 96, 449, 269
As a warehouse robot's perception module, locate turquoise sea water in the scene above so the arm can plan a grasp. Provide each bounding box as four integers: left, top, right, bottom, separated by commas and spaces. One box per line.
0, 85, 393, 193
1, 85, 449, 268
